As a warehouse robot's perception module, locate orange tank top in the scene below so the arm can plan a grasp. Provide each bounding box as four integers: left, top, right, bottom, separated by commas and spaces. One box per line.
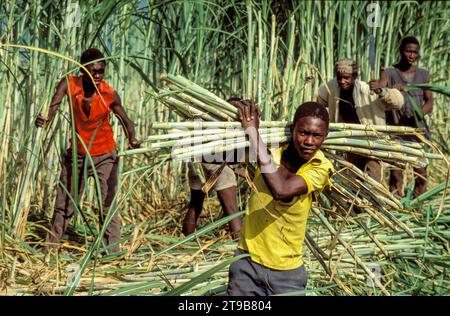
66, 75, 117, 156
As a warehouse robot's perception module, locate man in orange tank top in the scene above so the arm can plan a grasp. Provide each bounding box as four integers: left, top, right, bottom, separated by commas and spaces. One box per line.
35, 48, 140, 254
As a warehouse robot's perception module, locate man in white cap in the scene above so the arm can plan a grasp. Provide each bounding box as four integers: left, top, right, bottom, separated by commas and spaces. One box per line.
316, 58, 404, 182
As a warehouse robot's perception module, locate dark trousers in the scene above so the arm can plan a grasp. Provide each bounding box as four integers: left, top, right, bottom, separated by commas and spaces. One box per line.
227, 249, 308, 296
389, 166, 427, 198
347, 153, 382, 182
47, 149, 121, 253
388, 135, 427, 198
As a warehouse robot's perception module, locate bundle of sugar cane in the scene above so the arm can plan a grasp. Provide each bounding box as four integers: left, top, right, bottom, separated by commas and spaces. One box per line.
123, 75, 448, 223
125, 123, 440, 169
141, 75, 448, 229
127, 73, 443, 170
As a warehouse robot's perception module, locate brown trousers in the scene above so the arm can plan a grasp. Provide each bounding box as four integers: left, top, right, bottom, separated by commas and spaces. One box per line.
47, 149, 121, 253
347, 153, 382, 182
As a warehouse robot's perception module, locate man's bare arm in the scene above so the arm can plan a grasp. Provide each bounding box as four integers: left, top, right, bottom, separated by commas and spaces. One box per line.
110, 92, 140, 148
422, 89, 433, 115
35, 79, 67, 128
379, 70, 389, 88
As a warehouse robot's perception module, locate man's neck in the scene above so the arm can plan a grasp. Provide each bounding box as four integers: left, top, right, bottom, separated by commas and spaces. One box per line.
281, 143, 308, 172
396, 60, 415, 72
82, 79, 96, 97
340, 88, 353, 96
340, 87, 354, 104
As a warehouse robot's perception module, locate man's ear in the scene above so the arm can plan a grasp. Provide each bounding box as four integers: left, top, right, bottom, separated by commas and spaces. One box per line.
289, 123, 294, 133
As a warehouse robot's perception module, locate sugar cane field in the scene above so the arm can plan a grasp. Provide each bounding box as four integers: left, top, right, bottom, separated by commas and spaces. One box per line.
0, 0, 449, 296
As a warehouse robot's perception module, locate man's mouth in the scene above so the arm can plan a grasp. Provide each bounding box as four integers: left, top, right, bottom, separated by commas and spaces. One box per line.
301, 148, 315, 155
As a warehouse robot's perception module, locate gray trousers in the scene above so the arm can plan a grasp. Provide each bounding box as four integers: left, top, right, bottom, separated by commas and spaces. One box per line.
47, 149, 121, 253
227, 249, 308, 296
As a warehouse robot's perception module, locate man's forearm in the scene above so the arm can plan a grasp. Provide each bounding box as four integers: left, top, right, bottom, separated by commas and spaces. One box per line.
246, 126, 275, 171
246, 126, 291, 197
115, 113, 136, 140
123, 119, 136, 140
46, 102, 61, 123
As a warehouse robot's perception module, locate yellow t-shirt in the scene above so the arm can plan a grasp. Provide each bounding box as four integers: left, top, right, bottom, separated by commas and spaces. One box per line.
238, 146, 334, 270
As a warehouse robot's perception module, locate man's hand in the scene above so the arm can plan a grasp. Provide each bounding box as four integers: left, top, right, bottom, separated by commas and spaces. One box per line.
128, 137, 141, 149
233, 167, 247, 178
393, 83, 405, 92
35, 113, 48, 128
369, 79, 383, 94
230, 99, 260, 130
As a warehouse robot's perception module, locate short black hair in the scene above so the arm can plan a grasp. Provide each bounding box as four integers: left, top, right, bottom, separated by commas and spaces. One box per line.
80, 48, 105, 66
399, 36, 420, 52
226, 97, 242, 103
293, 102, 329, 129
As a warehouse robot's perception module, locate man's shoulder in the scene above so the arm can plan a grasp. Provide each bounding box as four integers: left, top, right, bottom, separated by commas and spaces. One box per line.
382, 67, 398, 77
356, 79, 369, 87
310, 149, 334, 172
323, 78, 338, 88
355, 79, 370, 95
65, 75, 80, 84
64, 76, 82, 95
318, 78, 338, 96
98, 81, 117, 106
99, 80, 116, 95
417, 67, 429, 73
299, 149, 334, 191
416, 67, 430, 79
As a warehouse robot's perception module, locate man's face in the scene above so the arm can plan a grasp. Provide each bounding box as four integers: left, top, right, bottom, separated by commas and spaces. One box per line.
401, 43, 420, 65
82, 61, 105, 86
336, 73, 355, 91
293, 116, 328, 160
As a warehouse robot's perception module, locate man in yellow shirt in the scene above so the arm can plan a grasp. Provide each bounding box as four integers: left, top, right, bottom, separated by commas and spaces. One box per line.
227, 100, 333, 296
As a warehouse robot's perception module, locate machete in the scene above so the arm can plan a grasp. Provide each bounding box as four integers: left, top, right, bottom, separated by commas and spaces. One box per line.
369, 34, 376, 81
